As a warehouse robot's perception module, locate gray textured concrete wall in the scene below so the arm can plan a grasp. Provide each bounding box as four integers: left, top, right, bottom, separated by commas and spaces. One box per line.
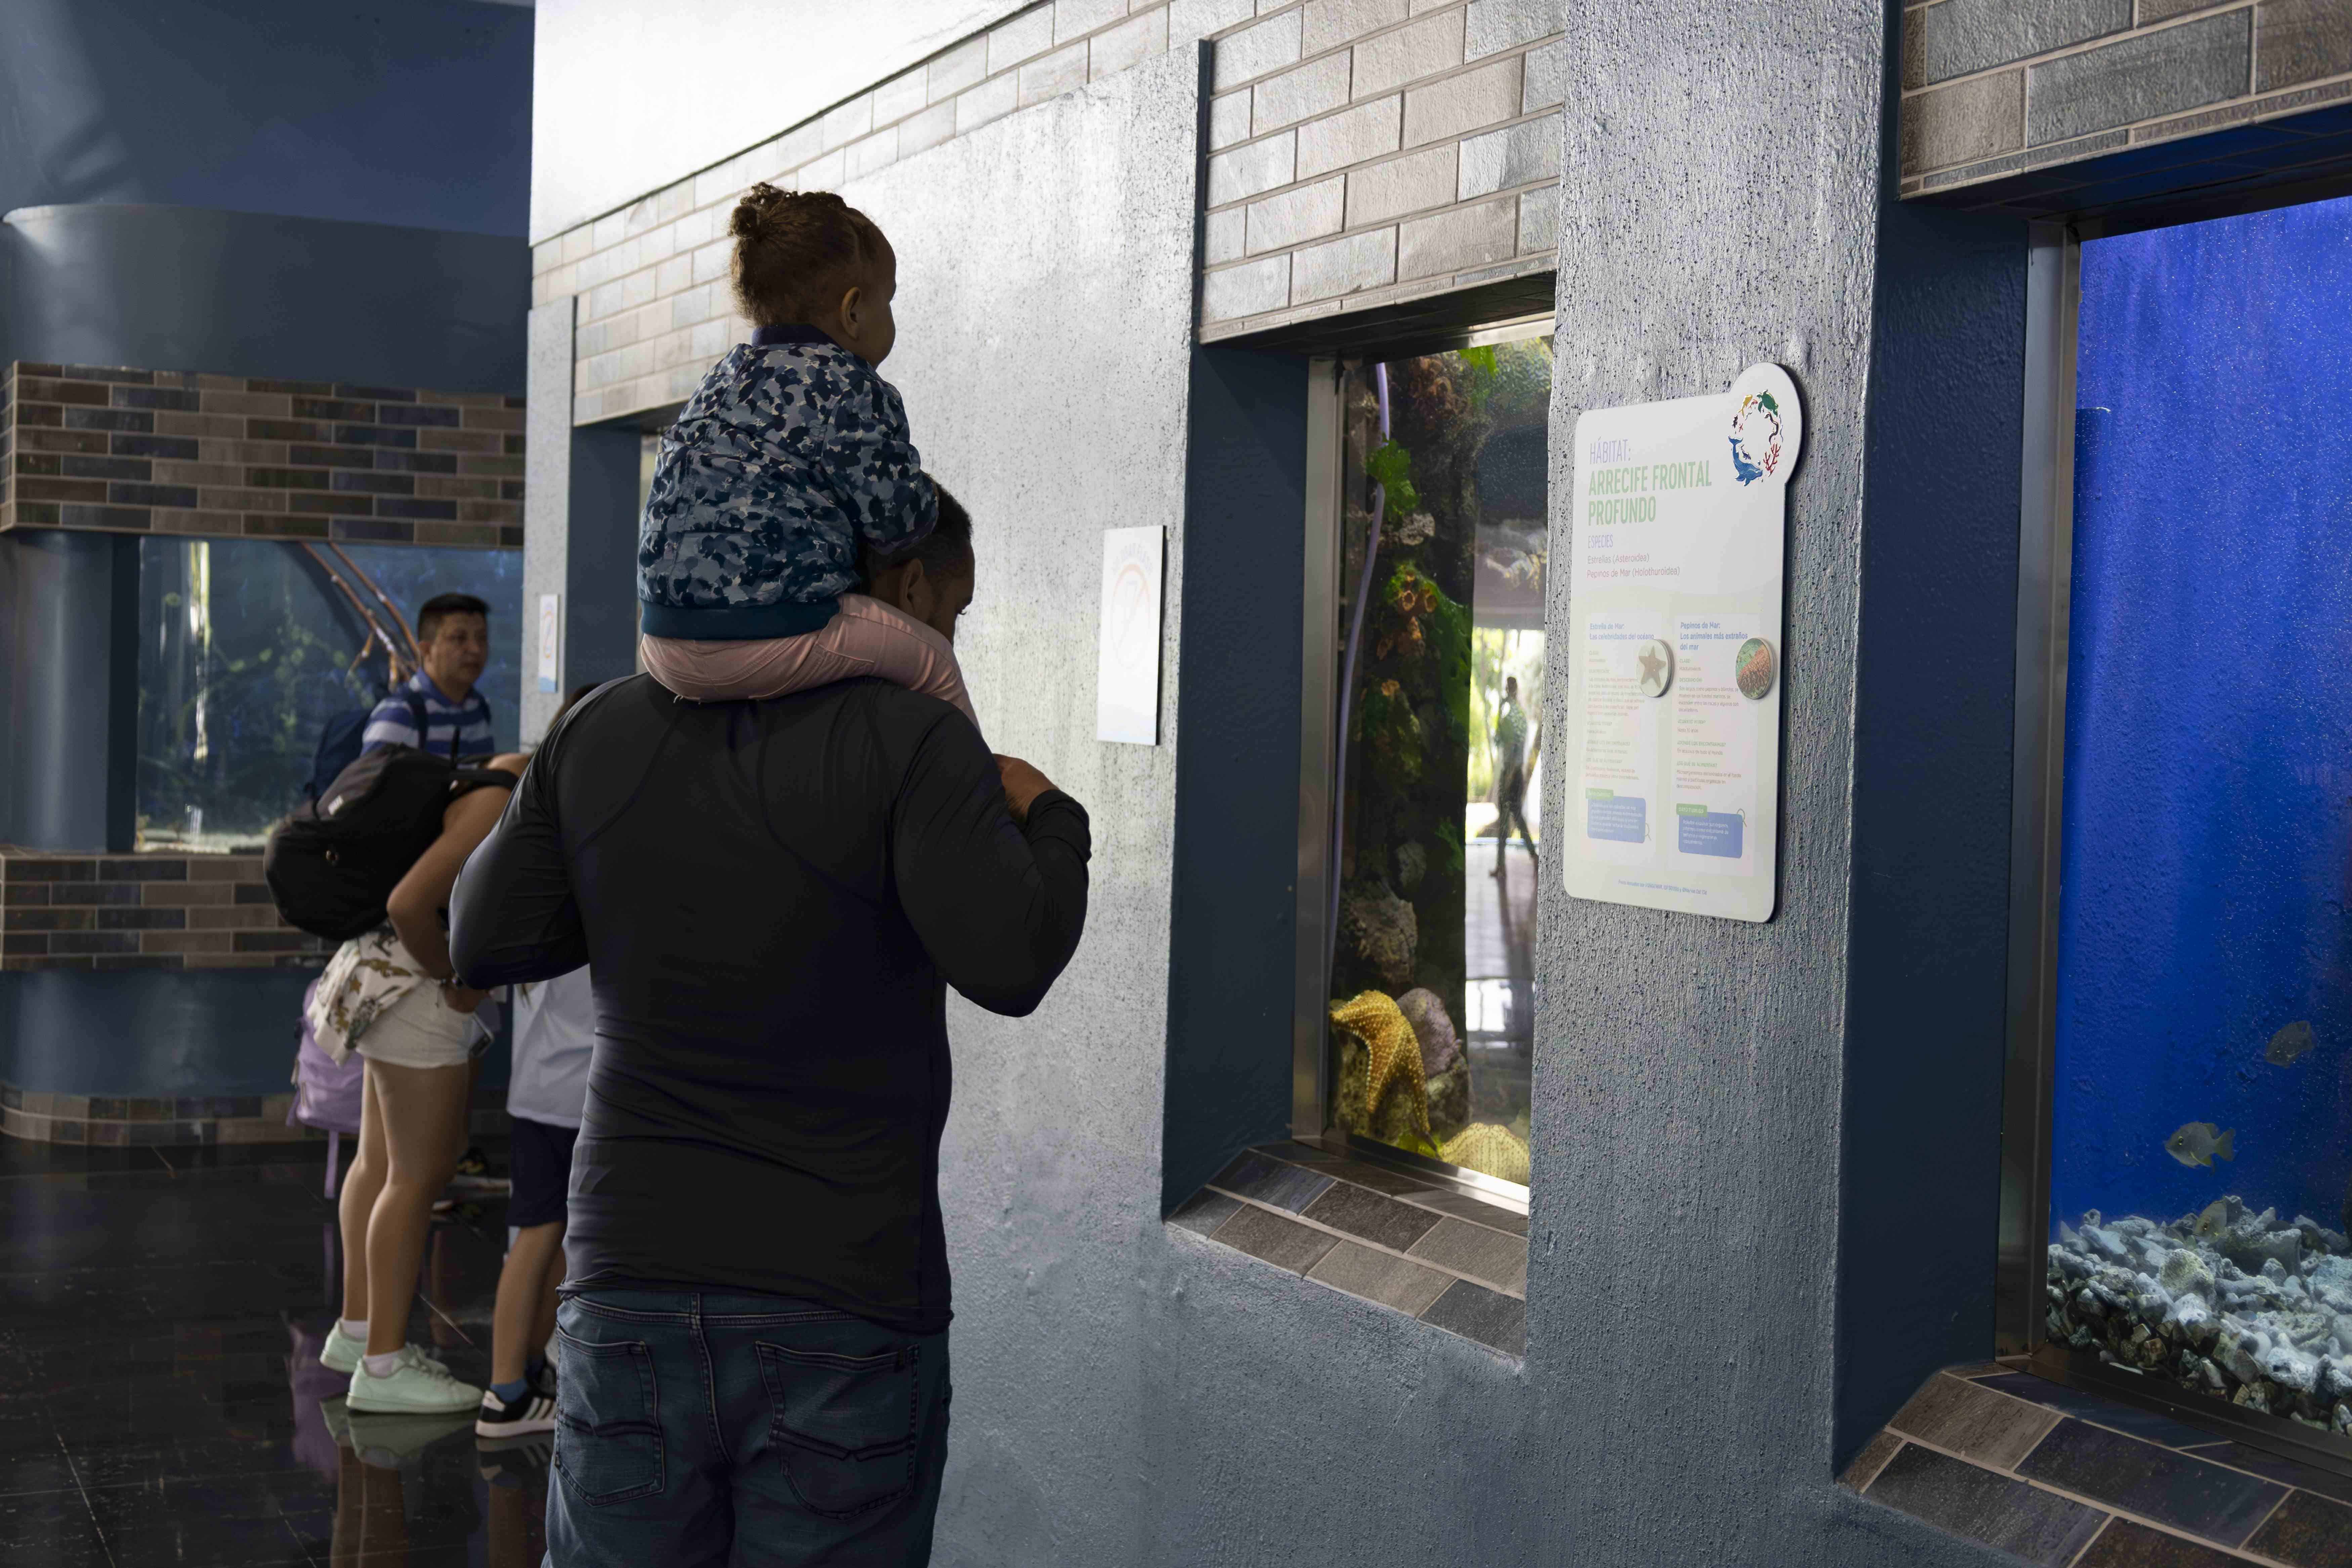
793, 23, 2006, 1568
519, 297, 639, 741
1525, 0, 1988, 1557
528, 6, 2028, 1563
831, 48, 1196, 1561
519, 301, 572, 744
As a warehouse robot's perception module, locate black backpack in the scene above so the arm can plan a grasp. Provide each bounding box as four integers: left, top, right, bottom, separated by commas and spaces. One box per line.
265, 746, 515, 941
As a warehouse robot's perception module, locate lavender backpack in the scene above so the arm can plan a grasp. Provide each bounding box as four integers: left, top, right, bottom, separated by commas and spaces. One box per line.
289, 977, 364, 1196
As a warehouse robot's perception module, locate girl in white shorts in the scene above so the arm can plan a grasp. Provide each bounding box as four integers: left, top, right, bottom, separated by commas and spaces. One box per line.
310, 753, 524, 1417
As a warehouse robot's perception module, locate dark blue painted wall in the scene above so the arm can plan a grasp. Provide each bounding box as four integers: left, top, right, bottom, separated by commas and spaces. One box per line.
1833, 20, 2030, 1461
0, 970, 510, 1097
2052, 193, 2352, 1232
1, 970, 318, 1098
4, 204, 527, 392
1161, 346, 1309, 1210
0, 0, 531, 239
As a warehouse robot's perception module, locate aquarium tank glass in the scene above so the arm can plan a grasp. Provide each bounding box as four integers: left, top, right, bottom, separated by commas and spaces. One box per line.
136, 538, 522, 852
1325, 339, 1550, 1187
2045, 192, 2352, 1432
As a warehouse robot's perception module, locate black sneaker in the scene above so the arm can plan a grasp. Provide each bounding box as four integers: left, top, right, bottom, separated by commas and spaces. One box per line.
475, 1385, 558, 1439
447, 1145, 510, 1195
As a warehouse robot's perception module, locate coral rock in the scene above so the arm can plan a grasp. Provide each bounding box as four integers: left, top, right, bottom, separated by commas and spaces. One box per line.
2159, 1248, 2215, 1299
1338, 883, 1417, 994
1425, 1066, 1469, 1141
1396, 988, 1462, 1077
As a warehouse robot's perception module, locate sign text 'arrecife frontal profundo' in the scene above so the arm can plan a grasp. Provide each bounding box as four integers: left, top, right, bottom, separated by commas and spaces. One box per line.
1561, 364, 1802, 924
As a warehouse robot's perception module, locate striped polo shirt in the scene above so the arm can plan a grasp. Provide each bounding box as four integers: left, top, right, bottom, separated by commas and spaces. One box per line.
362, 670, 495, 759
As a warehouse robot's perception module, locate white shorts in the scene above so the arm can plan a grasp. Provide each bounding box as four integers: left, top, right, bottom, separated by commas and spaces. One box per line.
355, 981, 486, 1071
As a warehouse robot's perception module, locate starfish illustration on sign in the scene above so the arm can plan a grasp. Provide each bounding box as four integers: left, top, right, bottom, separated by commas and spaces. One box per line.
1636, 638, 1672, 697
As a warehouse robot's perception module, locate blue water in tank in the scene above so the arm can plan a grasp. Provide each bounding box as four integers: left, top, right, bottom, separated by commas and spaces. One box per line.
2050, 191, 2352, 1239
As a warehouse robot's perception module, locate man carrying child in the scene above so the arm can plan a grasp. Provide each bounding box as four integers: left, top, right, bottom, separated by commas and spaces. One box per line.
452, 185, 1091, 1566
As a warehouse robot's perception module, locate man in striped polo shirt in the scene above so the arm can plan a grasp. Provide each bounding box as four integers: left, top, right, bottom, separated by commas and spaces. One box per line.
365, 593, 496, 760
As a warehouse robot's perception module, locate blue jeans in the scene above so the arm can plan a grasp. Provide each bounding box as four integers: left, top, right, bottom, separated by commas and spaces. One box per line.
547, 1290, 950, 1567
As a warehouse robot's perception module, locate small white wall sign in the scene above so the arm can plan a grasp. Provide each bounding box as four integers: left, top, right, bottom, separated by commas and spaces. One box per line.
1095, 525, 1164, 746
1561, 364, 1803, 923
537, 593, 560, 694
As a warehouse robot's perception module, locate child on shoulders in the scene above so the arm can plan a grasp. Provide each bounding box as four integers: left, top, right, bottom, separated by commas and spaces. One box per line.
636, 183, 975, 724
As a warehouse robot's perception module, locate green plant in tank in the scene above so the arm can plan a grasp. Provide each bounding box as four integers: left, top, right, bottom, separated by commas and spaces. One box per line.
1363, 438, 1420, 520
1426, 576, 1471, 745
1355, 676, 1425, 790
1456, 343, 1498, 416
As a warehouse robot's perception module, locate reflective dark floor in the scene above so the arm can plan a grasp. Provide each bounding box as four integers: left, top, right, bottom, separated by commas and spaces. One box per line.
0, 1134, 543, 1566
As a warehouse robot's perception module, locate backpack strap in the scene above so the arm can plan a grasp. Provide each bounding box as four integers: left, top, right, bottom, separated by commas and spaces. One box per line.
448, 766, 521, 803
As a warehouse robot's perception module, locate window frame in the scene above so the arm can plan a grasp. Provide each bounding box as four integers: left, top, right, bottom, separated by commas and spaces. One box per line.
1994, 219, 2079, 1358
1289, 315, 1556, 1202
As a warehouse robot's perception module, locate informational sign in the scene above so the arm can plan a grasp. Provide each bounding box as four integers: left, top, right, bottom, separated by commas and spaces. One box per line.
536, 593, 560, 694
1095, 526, 1164, 745
1561, 364, 1802, 923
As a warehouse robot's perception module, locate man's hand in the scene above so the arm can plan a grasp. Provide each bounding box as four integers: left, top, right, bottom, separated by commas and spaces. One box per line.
995, 755, 1055, 823
440, 982, 489, 1015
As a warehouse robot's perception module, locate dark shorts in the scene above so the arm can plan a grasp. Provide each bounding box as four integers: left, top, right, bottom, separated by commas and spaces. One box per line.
508, 1115, 578, 1230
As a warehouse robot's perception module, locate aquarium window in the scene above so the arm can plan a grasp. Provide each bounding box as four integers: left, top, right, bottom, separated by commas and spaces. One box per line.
134, 538, 522, 852
1314, 336, 1551, 1189
2036, 190, 2352, 1435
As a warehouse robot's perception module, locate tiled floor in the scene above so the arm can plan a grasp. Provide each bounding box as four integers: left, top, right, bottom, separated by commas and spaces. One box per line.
1169, 1139, 1528, 1357
0, 1135, 545, 1566
1845, 1363, 2352, 1565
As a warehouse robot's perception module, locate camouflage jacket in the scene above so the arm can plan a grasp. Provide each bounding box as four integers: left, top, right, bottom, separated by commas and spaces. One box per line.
637, 326, 938, 639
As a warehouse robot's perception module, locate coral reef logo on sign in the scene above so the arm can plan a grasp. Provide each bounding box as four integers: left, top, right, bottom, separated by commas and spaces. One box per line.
1728, 389, 1786, 485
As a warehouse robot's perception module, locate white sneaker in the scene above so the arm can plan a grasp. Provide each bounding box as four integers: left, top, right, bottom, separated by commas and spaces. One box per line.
321, 1322, 445, 1376
347, 1346, 482, 1415
320, 1320, 366, 1374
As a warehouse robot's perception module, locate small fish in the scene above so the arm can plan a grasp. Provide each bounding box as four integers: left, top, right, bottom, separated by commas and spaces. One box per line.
2166, 1121, 2236, 1169
2266, 1021, 2316, 1066
2195, 1198, 2232, 1238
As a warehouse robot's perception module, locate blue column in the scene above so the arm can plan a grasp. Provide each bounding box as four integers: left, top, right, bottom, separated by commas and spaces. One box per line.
2, 529, 138, 851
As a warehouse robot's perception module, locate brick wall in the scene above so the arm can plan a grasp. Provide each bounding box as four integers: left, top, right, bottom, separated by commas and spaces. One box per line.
1901, 0, 2352, 197
0, 1087, 309, 1147
1197, 0, 1563, 339
1, 851, 331, 973
533, 0, 1566, 427
0, 364, 526, 546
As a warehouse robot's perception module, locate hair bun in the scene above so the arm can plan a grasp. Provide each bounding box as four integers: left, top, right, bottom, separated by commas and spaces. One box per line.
729, 182, 788, 240
728, 183, 858, 242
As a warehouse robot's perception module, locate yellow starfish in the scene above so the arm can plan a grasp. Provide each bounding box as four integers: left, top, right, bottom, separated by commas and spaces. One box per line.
1329, 990, 1430, 1142
1440, 1123, 1530, 1185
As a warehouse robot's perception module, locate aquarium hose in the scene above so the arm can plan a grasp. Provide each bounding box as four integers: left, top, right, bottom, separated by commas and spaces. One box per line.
1327, 361, 1391, 999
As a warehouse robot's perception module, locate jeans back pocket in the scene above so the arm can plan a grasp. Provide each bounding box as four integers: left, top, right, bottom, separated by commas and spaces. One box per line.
553, 1328, 664, 1506
756, 1338, 921, 1519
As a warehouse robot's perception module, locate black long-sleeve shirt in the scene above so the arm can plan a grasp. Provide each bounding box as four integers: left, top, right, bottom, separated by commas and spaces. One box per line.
449, 674, 1090, 1333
